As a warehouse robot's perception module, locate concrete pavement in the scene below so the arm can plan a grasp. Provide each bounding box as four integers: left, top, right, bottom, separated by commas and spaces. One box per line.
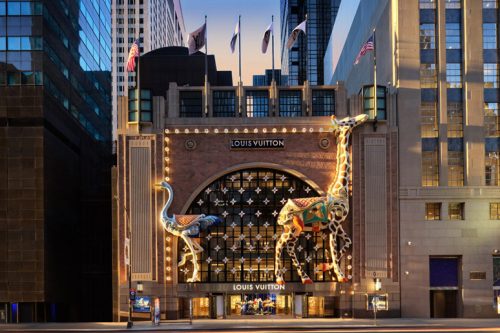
1, 318, 500, 332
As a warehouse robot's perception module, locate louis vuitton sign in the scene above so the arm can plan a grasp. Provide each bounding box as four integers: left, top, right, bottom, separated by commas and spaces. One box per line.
230, 138, 285, 150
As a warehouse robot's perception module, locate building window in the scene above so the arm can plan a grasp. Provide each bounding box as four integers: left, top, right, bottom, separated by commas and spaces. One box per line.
180, 91, 203, 118
422, 150, 439, 187
448, 151, 464, 186
485, 152, 499, 186
180, 168, 335, 283
311, 90, 335, 116
279, 90, 302, 117
362, 85, 386, 120
421, 102, 438, 138
485, 103, 499, 137
445, 0, 461, 9
446, 63, 462, 88
425, 203, 442, 220
448, 202, 464, 220
246, 90, 269, 117
213, 90, 236, 117
490, 203, 500, 220
447, 103, 463, 138
484, 63, 499, 88
420, 0, 437, 9
445, 23, 462, 49
420, 23, 436, 50
483, 23, 497, 49
420, 63, 438, 88
484, 0, 498, 8
128, 89, 151, 122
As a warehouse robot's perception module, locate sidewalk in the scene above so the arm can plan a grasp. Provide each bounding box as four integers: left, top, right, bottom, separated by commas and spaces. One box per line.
1, 318, 500, 332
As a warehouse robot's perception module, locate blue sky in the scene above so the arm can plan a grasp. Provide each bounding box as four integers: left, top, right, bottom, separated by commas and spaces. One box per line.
181, 0, 360, 85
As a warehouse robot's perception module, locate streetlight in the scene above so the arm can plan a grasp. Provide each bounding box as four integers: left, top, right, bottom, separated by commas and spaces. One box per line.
124, 206, 133, 329
374, 278, 382, 291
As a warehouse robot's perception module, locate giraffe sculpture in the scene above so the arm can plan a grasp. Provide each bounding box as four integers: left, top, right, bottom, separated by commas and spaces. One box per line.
158, 181, 222, 282
274, 114, 368, 284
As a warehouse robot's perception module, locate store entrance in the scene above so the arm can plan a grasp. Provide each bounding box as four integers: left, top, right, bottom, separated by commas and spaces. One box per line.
228, 294, 291, 317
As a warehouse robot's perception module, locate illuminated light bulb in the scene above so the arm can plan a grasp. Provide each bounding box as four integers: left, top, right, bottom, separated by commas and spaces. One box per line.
309, 127, 314, 132
347, 255, 352, 260
347, 265, 352, 270
319, 127, 323, 132
292, 128, 297, 133
215, 129, 219, 134
347, 275, 352, 279
165, 137, 170, 142
194, 129, 199, 133
166, 236, 171, 242
272, 128, 277, 133
165, 157, 170, 161
165, 129, 170, 134
234, 129, 239, 133
262, 128, 267, 133
166, 167, 170, 171
404, 271, 410, 275
166, 247, 171, 252
282, 128, 287, 133
184, 129, 189, 134
174, 129, 179, 134
244, 128, 249, 133
253, 128, 258, 133
165, 177, 170, 181
166, 276, 172, 281
204, 129, 209, 134
302, 128, 307, 133
224, 128, 229, 133
165, 147, 170, 152
166, 257, 171, 262
166, 266, 171, 271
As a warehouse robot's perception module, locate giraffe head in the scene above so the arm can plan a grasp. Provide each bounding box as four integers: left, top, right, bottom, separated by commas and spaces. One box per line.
330, 114, 369, 136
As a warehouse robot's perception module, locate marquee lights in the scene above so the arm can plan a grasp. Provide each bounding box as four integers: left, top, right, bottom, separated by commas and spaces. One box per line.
164, 126, 332, 135
164, 135, 172, 282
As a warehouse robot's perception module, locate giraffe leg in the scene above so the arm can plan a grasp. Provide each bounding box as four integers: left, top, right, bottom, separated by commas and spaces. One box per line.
275, 227, 291, 285
178, 250, 192, 268
286, 233, 312, 284
181, 233, 200, 283
328, 224, 347, 282
336, 223, 352, 261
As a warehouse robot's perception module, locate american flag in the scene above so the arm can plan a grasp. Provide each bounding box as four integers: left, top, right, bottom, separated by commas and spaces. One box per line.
126, 39, 140, 72
354, 34, 374, 65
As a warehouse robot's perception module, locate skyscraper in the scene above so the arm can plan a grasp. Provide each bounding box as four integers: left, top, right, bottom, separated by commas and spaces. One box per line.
280, 0, 341, 85
0, 0, 112, 322
111, 0, 186, 138
325, 0, 500, 318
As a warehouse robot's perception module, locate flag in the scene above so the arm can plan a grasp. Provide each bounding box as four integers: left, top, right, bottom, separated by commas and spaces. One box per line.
261, 22, 273, 53
286, 19, 306, 49
187, 23, 207, 55
126, 39, 140, 72
354, 34, 375, 65
230, 20, 240, 53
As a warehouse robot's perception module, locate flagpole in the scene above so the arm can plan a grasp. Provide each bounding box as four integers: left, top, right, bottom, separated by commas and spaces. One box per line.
304, 13, 308, 84
137, 39, 141, 125
373, 28, 377, 121
204, 15, 208, 116
271, 15, 275, 84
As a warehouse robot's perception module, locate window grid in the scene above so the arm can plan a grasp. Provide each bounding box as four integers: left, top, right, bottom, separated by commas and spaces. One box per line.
420, 0, 437, 9
181, 168, 335, 283
484, 103, 500, 137
483, 23, 497, 49
484, 64, 499, 88
445, 0, 461, 9
446, 63, 462, 88
246, 90, 269, 118
311, 90, 335, 116
279, 90, 302, 117
420, 23, 436, 50
420, 64, 438, 88
483, 0, 498, 8
447, 103, 463, 138
213, 90, 236, 117
448, 202, 465, 220
490, 203, 500, 220
485, 152, 499, 186
422, 150, 439, 187
425, 203, 442, 221
179, 91, 203, 118
445, 23, 462, 49
448, 151, 464, 187
421, 102, 439, 138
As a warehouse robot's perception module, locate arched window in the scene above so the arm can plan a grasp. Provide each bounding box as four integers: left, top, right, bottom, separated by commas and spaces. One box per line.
180, 168, 337, 283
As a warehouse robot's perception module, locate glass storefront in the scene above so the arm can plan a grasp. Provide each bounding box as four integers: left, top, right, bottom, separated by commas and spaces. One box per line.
228, 293, 291, 316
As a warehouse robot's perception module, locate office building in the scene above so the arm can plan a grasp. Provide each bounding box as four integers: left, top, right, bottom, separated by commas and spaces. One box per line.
111, 0, 185, 138
0, 0, 112, 322
325, 0, 500, 318
280, 0, 341, 85
252, 69, 288, 86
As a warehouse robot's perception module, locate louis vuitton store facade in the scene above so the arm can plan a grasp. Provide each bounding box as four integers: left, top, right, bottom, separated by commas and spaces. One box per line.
113, 81, 400, 320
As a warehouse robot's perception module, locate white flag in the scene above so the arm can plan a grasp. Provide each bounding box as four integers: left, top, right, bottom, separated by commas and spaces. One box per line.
286, 19, 306, 49
230, 20, 240, 53
261, 22, 273, 53
187, 23, 207, 55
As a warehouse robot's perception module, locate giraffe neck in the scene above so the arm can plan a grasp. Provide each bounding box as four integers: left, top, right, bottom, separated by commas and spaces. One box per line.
328, 130, 351, 199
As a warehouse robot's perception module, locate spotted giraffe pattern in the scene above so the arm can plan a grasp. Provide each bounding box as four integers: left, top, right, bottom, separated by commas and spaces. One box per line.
275, 114, 368, 284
